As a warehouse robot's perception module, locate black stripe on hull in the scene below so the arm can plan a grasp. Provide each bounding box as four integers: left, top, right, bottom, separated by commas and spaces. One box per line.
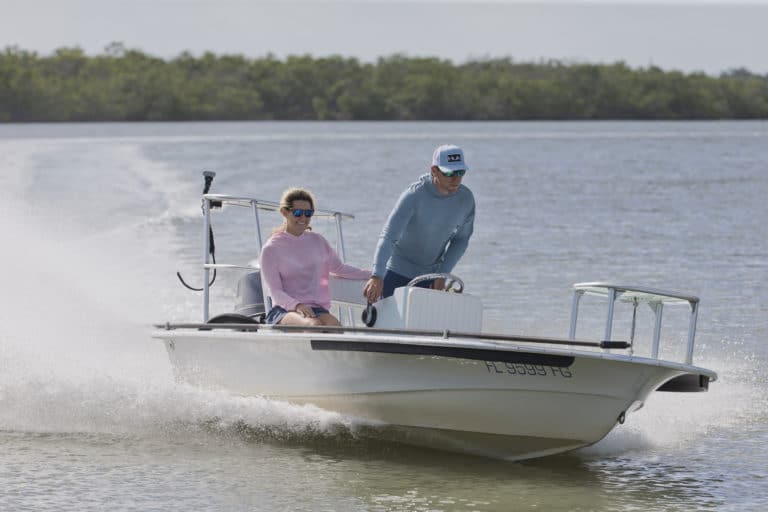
310, 340, 575, 367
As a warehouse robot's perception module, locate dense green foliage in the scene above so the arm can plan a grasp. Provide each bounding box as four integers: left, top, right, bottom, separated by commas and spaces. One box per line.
2, 44, 767, 121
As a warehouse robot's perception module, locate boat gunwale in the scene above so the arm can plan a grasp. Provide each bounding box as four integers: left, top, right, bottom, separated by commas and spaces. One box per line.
151, 324, 717, 381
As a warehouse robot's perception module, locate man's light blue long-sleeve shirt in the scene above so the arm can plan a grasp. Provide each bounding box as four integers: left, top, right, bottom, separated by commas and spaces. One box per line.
372, 174, 475, 279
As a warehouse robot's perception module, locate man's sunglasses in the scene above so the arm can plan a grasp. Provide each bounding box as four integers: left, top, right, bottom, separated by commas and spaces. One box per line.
440, 169, 466, 178
291, 208, 314, 218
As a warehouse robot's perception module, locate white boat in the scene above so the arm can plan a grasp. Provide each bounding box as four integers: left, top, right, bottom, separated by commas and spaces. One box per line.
154, 173, 717, 461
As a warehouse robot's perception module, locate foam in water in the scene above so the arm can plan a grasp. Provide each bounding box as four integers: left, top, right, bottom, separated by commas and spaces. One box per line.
579, 356, 763, 459
0, 140, 355, 442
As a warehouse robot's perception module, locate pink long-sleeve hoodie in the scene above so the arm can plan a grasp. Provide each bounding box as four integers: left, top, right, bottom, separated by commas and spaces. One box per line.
260, 230, 371, 311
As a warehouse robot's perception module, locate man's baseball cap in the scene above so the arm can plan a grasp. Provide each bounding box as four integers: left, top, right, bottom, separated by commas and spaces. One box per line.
432, 144, 468, 173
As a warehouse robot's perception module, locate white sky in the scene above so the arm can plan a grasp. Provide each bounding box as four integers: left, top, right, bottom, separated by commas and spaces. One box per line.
2, 0, 767, 74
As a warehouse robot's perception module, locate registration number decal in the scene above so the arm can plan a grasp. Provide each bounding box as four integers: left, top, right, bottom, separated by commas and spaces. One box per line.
484, 361, 573, 378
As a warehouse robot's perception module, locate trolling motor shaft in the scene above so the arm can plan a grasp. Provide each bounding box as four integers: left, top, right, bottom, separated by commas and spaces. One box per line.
177, 171, 220, 290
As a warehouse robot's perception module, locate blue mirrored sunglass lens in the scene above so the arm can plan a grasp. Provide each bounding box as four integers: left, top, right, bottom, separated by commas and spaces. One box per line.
292, 209, 314, 218
443, 169, 466, 177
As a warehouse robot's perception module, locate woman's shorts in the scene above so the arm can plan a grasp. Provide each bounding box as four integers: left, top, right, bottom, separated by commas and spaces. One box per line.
265, 306, 330, 324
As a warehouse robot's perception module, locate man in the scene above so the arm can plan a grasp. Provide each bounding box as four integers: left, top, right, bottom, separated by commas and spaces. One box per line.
363, 144, 475, 302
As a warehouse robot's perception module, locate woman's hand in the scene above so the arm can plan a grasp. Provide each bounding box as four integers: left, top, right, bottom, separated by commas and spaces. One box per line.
295, 303, 316, 318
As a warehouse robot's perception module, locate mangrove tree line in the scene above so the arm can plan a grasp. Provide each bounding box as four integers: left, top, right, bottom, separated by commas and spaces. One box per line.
1, 44, 767, 122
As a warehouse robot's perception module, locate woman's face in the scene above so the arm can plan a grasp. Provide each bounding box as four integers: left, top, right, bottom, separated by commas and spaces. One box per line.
282, 199, 314, 235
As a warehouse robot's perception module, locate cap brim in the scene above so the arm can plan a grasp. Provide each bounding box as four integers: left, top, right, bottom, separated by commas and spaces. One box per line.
437, 164, 468, 173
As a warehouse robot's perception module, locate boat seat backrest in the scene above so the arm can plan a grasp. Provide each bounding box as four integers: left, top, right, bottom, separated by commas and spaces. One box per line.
328, 277, 369, 306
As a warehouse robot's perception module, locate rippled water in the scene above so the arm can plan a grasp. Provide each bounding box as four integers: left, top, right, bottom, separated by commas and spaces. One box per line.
1, 121, 766, 510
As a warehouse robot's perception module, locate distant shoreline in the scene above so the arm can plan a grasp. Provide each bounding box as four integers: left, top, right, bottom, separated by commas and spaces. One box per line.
3, 45, 767, 122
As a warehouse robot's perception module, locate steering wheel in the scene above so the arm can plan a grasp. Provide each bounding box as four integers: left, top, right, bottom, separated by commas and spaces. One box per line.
406, 273, 464, 293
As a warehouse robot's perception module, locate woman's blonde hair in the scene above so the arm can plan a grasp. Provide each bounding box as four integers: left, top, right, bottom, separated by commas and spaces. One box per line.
271, 187, 316, 235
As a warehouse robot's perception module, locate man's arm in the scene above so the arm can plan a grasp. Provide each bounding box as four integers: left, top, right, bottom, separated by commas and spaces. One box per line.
438, 204, 475, 273
364, 188, 418, 302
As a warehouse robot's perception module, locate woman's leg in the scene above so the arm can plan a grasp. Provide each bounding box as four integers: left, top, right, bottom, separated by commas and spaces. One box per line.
315, 313, 341, 326
278, 312, 324, 326
276, 307, 339, 326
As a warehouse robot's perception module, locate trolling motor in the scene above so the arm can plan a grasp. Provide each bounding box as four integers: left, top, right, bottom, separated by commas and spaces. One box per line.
203, 171, 222, 209
177, 171, 221, 291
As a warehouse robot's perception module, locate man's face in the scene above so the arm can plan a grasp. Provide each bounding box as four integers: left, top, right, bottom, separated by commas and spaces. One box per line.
431, 166, 464, 196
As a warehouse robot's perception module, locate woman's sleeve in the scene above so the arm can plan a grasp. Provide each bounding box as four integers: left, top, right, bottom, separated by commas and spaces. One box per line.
323, 237, 371, 280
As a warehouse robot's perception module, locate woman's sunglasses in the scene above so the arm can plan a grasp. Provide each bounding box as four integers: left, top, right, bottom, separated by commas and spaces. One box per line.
440, 169, 466, 178
291, 208, 314, 218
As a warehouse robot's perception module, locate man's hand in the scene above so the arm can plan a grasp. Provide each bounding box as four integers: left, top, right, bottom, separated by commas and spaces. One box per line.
363, 276, 383, 303
431, 278, 446, 291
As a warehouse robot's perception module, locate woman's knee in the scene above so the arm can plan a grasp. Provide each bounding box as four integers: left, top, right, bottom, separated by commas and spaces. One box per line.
317, 313, 341, 326
279, 312, 319, 326
278, 312, 336, 327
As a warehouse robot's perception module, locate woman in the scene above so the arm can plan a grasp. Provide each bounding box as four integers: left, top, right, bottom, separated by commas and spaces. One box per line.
260, 188, 371, 326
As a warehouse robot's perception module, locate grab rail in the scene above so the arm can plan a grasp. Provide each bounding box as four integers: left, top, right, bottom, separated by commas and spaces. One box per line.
569, 282, 700, 364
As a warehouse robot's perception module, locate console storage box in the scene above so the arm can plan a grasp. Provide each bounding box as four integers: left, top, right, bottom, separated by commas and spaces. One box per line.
373, 286, 483, 332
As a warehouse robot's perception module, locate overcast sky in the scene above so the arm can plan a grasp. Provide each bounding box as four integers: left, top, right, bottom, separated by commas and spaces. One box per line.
2, 0, 767, 74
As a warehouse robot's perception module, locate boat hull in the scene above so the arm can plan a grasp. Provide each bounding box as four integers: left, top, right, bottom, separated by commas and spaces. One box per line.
156, 330, 712, 460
